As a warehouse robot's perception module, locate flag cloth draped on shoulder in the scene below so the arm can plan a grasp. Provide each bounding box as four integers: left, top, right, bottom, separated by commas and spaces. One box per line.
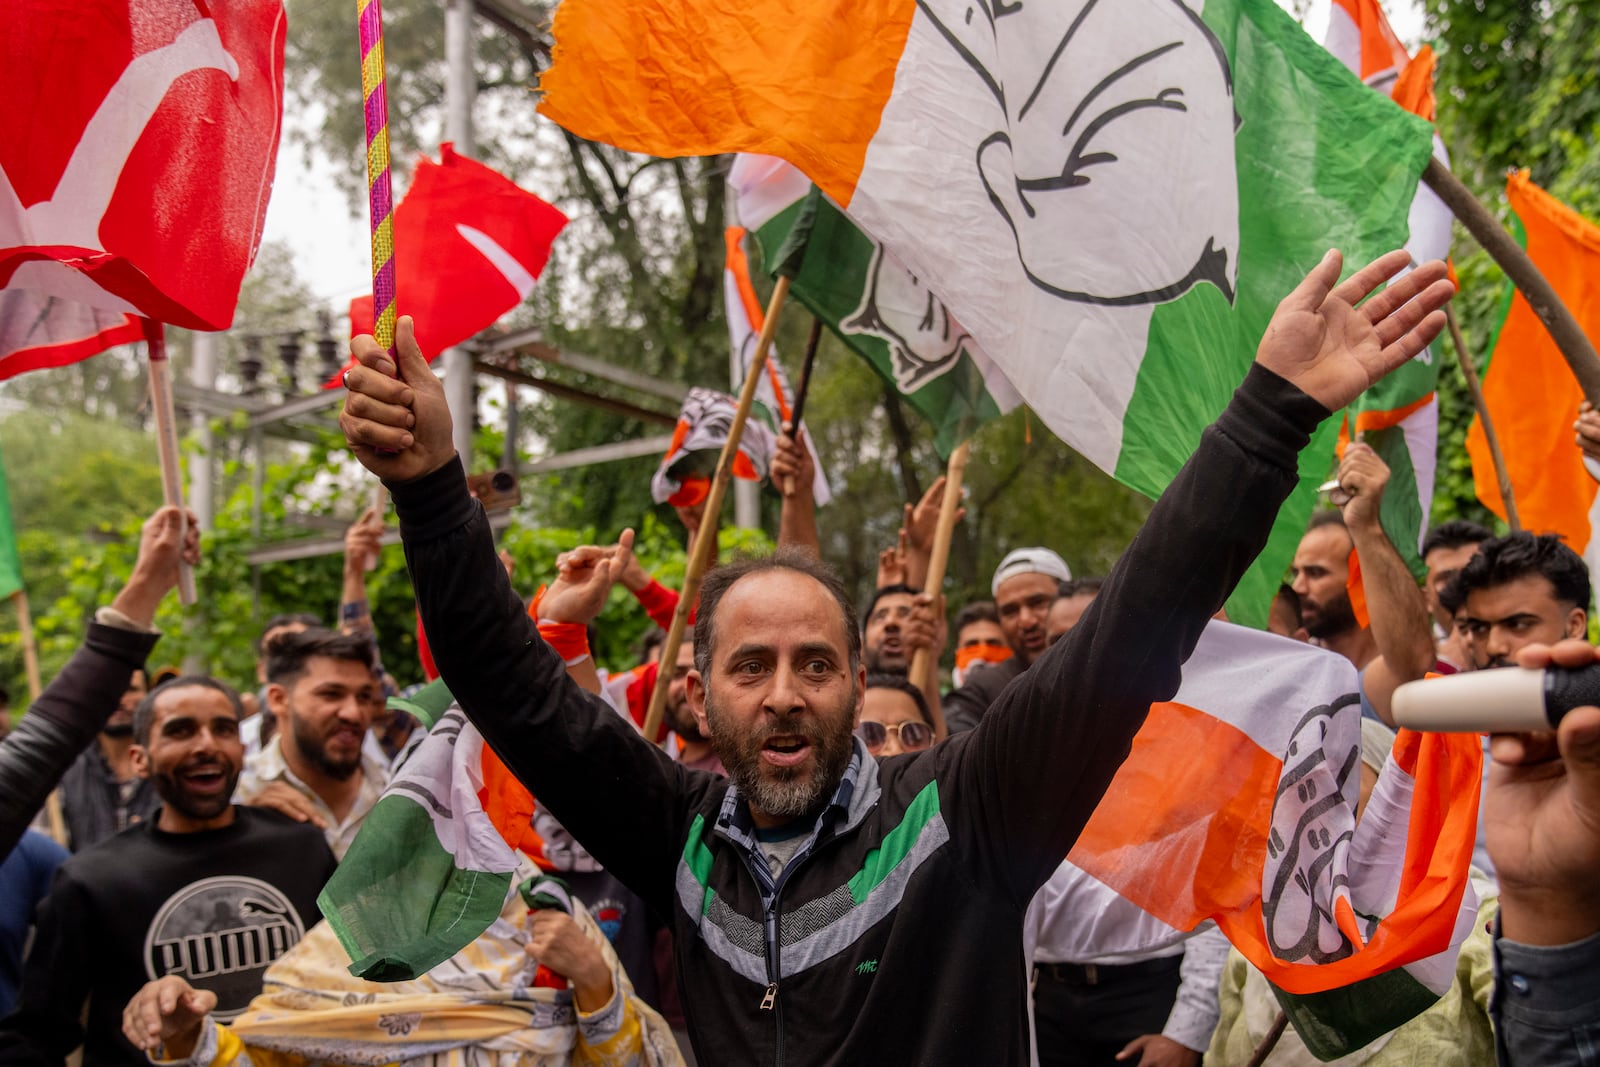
1, 0, 286, 332
723, 226, 833, 504
1058, 622, 1481, 1058
1324, 0, 1454, 577
1467, 173, 1600, 571
651, 387, 777, 507
340, 143, 568, 376
539, 0, 1436, 626
728, 155, 1020, 458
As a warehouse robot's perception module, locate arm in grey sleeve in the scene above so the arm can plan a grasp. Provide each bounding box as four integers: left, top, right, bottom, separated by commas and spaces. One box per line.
1162, 923, 1231, 1053
1493, 926, 1600, 1066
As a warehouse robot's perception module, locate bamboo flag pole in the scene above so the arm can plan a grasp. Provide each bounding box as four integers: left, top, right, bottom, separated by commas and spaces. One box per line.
1421, 158, 1600, 405
907, 441, 971, 689
141, 321, 196, 605
643, 276, 793, 743
15, 591, 40, 701
1446, 304, 1522, 532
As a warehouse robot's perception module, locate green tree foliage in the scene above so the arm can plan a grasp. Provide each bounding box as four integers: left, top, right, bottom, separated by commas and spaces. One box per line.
1422, 0, 1600, 527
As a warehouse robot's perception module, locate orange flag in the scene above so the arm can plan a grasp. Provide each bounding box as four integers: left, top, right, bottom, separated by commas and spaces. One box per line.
1467, 172, 1600, 548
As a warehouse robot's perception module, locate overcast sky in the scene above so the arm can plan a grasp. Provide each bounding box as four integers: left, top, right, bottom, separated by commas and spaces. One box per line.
259, 0, 1430, 313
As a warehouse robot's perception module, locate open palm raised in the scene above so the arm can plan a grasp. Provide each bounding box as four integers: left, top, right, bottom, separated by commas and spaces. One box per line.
1256, 249, 1453, 413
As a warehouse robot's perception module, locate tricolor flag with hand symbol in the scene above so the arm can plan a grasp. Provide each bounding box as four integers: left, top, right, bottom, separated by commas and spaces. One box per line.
539, 0, 1437, 626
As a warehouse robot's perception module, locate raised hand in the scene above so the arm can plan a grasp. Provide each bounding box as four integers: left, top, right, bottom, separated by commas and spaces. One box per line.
121, 975, 216, 1055
339, 316, 455, 483
1332, 441, 1390, 532
1256, 250, 1453, 412
343, 506, 383, 574
541, 529, 635, 625
1575, 401, 1600, 471
771, 426, 816, 499
111, 505, 202, 627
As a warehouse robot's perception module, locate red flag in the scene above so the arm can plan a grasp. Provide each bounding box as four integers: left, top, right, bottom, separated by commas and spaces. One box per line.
337, 144, 568, 379
0, 290, 141, 381
1, 1, 287, 331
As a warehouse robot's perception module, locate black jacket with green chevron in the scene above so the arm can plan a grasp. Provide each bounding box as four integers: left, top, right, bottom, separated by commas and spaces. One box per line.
390, 364, 1328, 1066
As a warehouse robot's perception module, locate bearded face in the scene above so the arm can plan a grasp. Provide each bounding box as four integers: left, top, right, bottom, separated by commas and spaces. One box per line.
704, 680, 858, 820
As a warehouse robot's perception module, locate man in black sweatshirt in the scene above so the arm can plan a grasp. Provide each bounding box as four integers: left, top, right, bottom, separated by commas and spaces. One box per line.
0, 677, 334, 1065
336, 249, 1451, 1065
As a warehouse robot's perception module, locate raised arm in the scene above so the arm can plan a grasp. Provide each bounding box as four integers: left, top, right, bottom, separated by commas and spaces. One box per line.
340, 320, 711, 911
943, 250, 1454, 902
0, 505, 196, 857
1339, 442, 1437, 725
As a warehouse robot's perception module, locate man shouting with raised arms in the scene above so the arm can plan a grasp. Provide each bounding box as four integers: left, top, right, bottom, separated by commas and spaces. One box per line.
337, 249, 1450, 1066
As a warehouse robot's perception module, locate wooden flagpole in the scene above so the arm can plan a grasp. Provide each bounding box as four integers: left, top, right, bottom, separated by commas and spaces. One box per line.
142, 320, 196, 605
1446, 304, 1522, 532
907, 441, 970, 690
643, 276, 793, 743
15, 591, 40, 701
1421, 158, 1600, 405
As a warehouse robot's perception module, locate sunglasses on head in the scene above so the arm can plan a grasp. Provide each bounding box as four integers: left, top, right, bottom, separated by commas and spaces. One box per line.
856, 720, 934, 752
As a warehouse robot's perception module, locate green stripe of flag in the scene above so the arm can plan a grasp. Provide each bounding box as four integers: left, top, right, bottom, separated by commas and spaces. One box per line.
1117, 0, 1435, 626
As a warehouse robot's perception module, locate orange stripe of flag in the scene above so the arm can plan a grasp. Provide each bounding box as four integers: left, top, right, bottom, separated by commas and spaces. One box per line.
1330, 0, 1410, 81
539, 0, 914, 206
1069, 702, 1283, 930
1070, 701, 1482, 996
726, 227, 794, 423
1466, 171, 1600, 549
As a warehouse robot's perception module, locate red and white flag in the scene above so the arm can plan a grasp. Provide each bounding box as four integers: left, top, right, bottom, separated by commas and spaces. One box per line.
0, 291, 141, 381
342, 144, 568, 373
1, 1, 287, 333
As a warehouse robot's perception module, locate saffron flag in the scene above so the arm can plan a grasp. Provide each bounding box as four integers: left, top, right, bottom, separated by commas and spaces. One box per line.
539, 0, 1436, 626
0, 291, 141, 382
340, 144, 568, 373
724, 226, 833, 505
729, 155, 1021, 458
1325, 1, 1453, 576
1467, 172, 1600, 567
650, 387, 777, 507
2, 0, 286, 330
1059, 622, 1481, 1057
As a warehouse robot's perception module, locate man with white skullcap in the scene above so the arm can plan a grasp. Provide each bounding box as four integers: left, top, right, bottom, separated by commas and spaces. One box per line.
944, 548, 1072, 734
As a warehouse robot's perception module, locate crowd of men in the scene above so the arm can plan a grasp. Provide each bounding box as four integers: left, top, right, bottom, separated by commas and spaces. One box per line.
0, 251, 1595, 1065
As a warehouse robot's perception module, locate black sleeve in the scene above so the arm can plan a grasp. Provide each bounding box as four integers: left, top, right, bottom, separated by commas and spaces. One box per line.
942, 664, 1011, 735
0, 622, 158, 859
937, 365, 1329, 905
389, 461, 717, 914
0, 867, 92, 1064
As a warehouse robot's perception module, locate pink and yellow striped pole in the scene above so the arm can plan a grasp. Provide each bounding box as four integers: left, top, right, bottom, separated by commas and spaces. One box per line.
357, 0, 397, 354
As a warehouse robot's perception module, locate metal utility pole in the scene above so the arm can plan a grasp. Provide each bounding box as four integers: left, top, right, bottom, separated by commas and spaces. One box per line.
443, 0, 476, 466
189, 331, 218, 534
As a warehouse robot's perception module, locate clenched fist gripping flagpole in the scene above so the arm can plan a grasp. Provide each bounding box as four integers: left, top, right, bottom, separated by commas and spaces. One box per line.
642, 277, 792, 744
